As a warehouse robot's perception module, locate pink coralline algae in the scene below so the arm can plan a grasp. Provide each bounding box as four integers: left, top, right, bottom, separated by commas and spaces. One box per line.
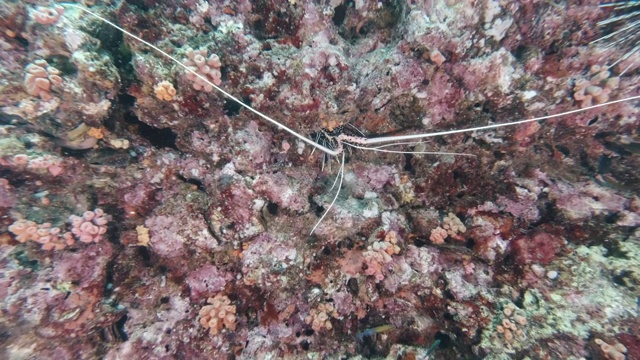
231, 121, 272, 172
548, 180, 628, 221
143, 215, 176, 252
510, 231, 564, 265
1, 1, 640, 359
186, 264, 232, 302
253, 168, 315, 213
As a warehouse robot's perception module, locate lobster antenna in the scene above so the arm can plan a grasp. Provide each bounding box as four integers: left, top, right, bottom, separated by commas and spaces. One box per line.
59, 3, 340, 156
353, 95, 640, 145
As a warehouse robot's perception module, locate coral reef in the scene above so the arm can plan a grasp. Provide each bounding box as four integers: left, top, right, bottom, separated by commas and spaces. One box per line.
0, 1, 638, 359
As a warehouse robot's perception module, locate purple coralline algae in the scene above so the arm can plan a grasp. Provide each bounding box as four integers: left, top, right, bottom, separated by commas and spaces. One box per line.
0, 1, 639, 359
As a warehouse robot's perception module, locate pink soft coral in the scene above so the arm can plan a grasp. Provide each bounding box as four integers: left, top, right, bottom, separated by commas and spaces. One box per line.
68, 209, 110, 243
9, 208, 110, 250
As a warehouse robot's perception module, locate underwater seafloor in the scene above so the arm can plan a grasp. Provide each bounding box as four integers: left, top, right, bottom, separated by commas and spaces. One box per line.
0, 0, 639, 359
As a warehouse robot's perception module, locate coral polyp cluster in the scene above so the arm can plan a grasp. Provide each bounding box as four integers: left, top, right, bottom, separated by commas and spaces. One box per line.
8, 209, 110, 250
183, 48, 223, 92
305, 303, 339, 332
23, 59, 63, 100
198, 294, 237, 335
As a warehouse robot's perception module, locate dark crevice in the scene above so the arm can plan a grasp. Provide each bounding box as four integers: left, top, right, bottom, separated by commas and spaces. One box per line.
266, 201, 279, 216
176, 174, 206, 193
45, 55, 77, 76
94, 18, 136, 87
61, 147, 91, 158
413, 237, 428, 247
578, 149, 597, 174
347, 278, 358, 295
13, 250, 39, 271
396, 327, 422, 345
86, 148, 132, 167
114, 314, 129, 341
597, 155, 612, 174
602, 241, 629, 259
403, 153, 415, 175
118, 93, 137, 107
308, 194, 325, 217
124, 0, 150, 11
104, 260, 115, 297
136, 246, 153, 267
604, 212, 620, 224
100, 313, 129, 343
14, 35, 29, 48
123, 110, 177, 150
611, 270, 633, 287
332, 3, 348, 26
224, 97, 250, 117
300, 339, 310, 351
